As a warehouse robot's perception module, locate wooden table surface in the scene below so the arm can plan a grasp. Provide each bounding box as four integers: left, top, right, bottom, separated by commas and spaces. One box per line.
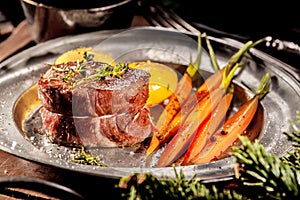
0, 15, 151, 199
0, 150, 126, 199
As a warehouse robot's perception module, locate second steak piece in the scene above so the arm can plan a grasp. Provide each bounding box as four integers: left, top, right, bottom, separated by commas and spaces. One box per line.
39, 106, 153, 147
38, 61, 150, 116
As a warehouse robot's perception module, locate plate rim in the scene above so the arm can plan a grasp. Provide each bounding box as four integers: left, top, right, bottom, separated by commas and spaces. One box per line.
0, 26, 299, 182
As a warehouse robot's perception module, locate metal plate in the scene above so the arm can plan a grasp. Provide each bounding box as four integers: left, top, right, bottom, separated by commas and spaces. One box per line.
0, 27, 299, 182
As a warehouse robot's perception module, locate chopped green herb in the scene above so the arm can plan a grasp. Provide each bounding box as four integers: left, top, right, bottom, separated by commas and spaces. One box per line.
85, 62, 128, 81
70, 146, 107, 167
50, 52, 128, 88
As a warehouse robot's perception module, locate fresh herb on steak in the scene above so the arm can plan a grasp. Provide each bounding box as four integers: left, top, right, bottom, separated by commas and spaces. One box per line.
50, 52, 129, 88
84, 62, 129, 80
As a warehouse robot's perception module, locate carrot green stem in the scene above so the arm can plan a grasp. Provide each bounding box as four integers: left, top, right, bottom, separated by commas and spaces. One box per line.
220, 60, 247, 91
226, 38, 264, 73
221, 63, 239, 90
252, 38, 267, 48
254, 72, 271, 100
220, 38, 266, 92
186, 33, 202, 78
204, 33, 220, 72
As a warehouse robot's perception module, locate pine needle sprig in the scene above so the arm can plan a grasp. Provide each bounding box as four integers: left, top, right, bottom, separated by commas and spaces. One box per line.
282, 111, 300, 170
232, 136, 300, 199
282, 148, 300, 171
283, 111, 300, 147
118, 167, 246, 200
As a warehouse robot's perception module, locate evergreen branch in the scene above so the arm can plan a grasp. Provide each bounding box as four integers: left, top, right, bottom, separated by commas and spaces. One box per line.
282, 148, 300, 171
283, 111, 300, 147
232, 136, 300, 199
282, 111, 300, 170
118, 168, 245, 200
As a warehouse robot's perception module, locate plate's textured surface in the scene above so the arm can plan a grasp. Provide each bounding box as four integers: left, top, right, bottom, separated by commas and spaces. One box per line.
0, 27, 299, 182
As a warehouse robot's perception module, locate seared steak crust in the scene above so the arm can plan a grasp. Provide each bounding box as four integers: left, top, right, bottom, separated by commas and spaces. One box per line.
39, 106, 153, 147
38, 61, 150, 116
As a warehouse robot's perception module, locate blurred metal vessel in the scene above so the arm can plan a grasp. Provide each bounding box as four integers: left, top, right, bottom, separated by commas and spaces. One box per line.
20, 0, 136, 42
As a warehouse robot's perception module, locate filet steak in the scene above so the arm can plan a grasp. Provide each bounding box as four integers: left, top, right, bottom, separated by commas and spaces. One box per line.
38, 60, 153, 147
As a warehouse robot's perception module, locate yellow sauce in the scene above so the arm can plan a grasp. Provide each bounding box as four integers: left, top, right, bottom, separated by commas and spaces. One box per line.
129, 61, 178, 107
55, 47, 115, 65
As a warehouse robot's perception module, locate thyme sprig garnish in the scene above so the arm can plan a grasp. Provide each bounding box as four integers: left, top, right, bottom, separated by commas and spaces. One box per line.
83, 62, 128, 81
50, 51, 128, 88
70, 146, 107, 167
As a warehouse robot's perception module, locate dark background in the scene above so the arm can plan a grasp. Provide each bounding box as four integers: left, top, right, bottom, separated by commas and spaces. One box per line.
2, 0, 300, 42
162, 0, 300, 68
162, 0, 300, 42
1, 0, 299, 68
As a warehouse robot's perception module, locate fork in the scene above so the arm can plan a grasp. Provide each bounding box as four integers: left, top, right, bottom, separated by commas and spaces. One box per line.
138, 0, 200, 36
137, 0, 300, 80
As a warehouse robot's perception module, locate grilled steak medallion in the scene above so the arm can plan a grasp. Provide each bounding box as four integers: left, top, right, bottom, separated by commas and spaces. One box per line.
38, 59, 153, 147
38, 61, 150, 116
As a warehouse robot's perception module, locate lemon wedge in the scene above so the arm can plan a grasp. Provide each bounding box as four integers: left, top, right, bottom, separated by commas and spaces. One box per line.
129, 61, 178, 107
55, 47, 115, 65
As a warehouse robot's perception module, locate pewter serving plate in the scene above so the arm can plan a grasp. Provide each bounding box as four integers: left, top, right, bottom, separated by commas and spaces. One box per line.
0, 27, 299, 182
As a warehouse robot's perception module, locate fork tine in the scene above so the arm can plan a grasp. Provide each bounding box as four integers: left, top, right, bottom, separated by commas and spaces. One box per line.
140, 1, 199, 35
152, 3, 200, 34
147, 5, 173, 28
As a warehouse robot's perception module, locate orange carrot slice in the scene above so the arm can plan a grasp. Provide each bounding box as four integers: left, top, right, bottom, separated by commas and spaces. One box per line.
189, 73, 271, 164
156, 88, 224, 167
146, 69, 224, 156
181, 68, 224, 113
155, 73, 193, 131
146, 73, 192, 156
182, 92, 233, 165
146, 34, 203, 156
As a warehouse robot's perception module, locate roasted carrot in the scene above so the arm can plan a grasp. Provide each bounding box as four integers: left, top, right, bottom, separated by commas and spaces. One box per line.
155, 62, 242, 167
146, 73, 192, 155
180, 58, 246, 165
155, 73, 192, 131
146, 68, 223, 156
181, 92, 233, 165
189, 73, 271, 165
156, 87, 224, 167
146, 34, 203, 156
